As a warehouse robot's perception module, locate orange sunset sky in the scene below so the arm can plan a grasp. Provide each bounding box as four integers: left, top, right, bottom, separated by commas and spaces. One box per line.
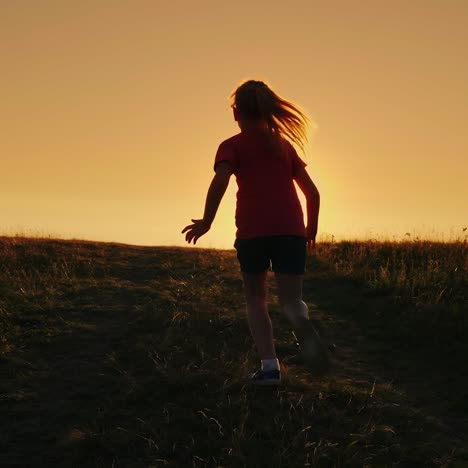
1, 1, 467, 248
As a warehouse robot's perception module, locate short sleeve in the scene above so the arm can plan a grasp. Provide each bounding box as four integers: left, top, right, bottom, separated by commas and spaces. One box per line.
214, 140, 238, 173
287, 141, 307, 176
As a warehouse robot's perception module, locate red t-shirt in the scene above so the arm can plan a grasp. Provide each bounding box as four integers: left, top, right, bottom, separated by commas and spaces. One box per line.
214, 128, 307, 239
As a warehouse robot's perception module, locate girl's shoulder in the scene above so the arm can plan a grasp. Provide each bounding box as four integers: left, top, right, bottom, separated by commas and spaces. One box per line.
219, 132, 242, 145
216, 133, 241, 155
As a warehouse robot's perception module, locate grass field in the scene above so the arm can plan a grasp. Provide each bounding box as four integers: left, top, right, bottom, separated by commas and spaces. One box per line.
1, 236, 467, 467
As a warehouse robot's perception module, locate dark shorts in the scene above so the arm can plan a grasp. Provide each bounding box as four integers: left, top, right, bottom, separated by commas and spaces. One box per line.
234, 235, 307, 275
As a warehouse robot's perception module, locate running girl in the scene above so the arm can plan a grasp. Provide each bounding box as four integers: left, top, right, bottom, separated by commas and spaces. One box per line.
182, 80, 329, 385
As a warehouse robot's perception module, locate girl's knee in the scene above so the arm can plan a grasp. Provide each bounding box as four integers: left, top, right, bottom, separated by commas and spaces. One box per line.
246, 295, 268, 308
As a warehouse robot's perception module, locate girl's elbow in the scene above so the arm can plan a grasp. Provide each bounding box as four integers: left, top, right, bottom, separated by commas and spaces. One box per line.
307, 187, 320, 201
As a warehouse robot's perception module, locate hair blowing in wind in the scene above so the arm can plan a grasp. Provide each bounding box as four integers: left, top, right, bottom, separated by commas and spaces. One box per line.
231, 80, 313, 153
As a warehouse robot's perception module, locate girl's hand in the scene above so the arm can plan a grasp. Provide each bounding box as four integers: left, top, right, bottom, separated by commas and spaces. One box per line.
306, 222, 318, 253
181, 219, 211, 245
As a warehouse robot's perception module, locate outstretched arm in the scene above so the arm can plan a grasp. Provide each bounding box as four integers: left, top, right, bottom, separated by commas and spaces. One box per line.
294, 166, 320, 252
182, 162, 233, 245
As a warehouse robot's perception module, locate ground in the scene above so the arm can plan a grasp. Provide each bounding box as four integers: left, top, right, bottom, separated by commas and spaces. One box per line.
1, 239, 467, 467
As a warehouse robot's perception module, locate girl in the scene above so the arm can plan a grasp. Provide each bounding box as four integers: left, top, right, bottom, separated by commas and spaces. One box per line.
182, 80, 329, 386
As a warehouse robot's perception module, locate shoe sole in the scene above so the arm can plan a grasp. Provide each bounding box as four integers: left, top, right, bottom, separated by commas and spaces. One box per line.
249, 379, 280, 386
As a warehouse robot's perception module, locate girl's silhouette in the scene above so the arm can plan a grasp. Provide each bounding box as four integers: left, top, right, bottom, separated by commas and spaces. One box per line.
182, 80, 329, 385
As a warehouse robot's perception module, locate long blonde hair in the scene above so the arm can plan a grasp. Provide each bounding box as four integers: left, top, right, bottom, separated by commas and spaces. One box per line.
231, 80, 312, 153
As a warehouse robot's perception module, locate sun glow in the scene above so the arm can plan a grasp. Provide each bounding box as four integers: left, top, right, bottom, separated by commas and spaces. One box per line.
1, 1, 467, 248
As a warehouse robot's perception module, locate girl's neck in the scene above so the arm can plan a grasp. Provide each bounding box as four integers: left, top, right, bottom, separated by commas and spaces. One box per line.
239, 119, 268, 132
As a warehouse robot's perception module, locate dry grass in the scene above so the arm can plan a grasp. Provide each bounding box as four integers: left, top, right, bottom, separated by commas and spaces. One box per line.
1, 235, 467, 467
315, 240, 467, 306
313, 240, 468, 350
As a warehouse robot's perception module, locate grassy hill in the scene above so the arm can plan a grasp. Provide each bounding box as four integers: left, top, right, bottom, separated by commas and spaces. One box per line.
1, 236, 467, 467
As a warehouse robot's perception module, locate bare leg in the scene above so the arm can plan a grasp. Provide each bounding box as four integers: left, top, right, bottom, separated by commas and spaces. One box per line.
241, 272, 277, 360
274, 273, 309, 327
275, 273, 330, 373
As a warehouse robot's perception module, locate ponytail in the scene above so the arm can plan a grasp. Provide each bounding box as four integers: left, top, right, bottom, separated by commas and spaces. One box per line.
231, 80, 312, 153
